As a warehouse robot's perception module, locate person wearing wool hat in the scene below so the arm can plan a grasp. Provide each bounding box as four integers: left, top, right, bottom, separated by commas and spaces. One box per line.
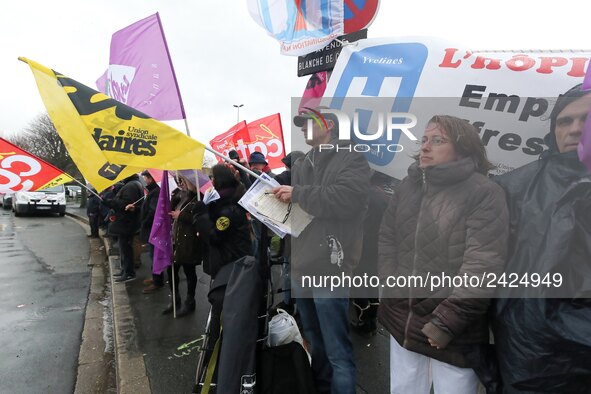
248, 151, 268, 170
492, 84, 591, 393
247, 151, 275, 183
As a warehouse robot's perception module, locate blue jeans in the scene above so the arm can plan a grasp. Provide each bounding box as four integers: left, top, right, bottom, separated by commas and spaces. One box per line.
297, 297, 356, 394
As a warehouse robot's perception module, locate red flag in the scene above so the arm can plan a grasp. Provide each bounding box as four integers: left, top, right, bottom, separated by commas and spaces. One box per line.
209, 121, 249, 160
0, 137, 72, 192
242, 114, 286, 170
209, 114, 286, 170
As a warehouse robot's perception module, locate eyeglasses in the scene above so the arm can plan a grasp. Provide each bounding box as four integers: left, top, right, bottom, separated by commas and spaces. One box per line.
257, 202, 292, 224
282, 202, 292, 224
416, 136, 450, 146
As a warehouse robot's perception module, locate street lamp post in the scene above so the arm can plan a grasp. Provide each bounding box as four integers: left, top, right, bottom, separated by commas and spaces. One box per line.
233, 104, 244, 123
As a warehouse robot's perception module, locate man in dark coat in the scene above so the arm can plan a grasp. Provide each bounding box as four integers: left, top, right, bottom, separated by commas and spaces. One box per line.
274, 150, 305, 186
99, 185, 115, 232
273, 109, 370, 394
104, 174, 144, 282
86, 187, 101, 238
493, 85, 591, 393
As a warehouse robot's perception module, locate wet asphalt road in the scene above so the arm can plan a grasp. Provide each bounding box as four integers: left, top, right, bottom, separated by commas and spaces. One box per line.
0, 209, 90, 394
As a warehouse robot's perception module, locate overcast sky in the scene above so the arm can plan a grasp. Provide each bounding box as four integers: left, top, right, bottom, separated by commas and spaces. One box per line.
2, 0, 589, 152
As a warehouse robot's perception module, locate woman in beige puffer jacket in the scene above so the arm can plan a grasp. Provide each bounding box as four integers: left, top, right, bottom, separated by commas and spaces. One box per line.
378, 115, 509, 394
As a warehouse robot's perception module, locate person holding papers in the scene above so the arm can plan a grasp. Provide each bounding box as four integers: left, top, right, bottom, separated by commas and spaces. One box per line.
273, 108, 370, 394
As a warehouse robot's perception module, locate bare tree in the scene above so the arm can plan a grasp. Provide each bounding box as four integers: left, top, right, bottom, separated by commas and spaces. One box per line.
9, 113, 82, 180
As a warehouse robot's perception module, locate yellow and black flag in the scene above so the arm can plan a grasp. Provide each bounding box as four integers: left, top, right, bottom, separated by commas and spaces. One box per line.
20, 57, 205, 191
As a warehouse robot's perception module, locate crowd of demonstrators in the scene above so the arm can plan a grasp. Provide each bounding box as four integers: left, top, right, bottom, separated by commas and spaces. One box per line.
378, 115, 509, 394
274, 110, 370, 394
163, 175, 203, 317
493, 85, 591, 393
271, 92, 588, 393
84, 86, 590, 393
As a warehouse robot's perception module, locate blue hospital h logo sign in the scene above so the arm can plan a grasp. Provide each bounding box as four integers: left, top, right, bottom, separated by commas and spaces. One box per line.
329, 43, 428, 165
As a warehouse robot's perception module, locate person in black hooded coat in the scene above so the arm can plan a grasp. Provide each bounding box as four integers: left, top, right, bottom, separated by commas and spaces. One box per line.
192, 164, 252, 349
192, 164, 251, 278
493, 85, 591, 393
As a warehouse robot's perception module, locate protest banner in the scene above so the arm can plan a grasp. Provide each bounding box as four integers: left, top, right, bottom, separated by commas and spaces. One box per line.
314, 37, 591, 178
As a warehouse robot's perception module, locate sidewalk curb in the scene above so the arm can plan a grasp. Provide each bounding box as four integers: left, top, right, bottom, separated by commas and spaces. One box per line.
67, 210, 151, 394
106, 238, 151, 394
66, 210, 89, 224
63, 213, 116, 393
73, 235, 115, 394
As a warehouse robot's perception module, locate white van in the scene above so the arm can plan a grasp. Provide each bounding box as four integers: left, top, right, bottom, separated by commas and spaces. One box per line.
13, 184, 67, 216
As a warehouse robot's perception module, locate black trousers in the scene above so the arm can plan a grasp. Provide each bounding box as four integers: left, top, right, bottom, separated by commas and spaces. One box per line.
88, 214, 100, 236
118, 234, 135, 276
167, 263, 197, 300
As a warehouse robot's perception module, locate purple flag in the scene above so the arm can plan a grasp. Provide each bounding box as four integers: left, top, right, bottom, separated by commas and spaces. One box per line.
583, 59, 591, 90
97, 13, 185, 121
96, 70, 108, 94
149, 170, 173, 274
578, 61, 591, 170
